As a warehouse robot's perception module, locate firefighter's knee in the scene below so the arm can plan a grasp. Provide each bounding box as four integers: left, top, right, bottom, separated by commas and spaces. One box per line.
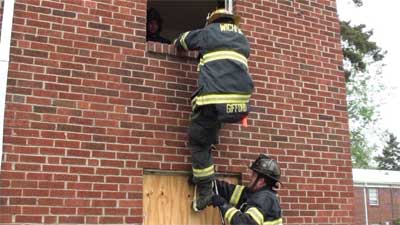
188, 123, 217, 146
188, 123, 207, 146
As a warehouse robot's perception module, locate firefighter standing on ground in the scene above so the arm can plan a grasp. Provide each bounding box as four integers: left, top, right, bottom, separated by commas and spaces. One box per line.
211, 154, 283, 225
174, 9, 254, 211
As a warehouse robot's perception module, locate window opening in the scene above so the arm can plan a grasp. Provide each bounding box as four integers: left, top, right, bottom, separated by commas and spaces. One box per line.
368, 188, 379, 206
146, 0, 234, 44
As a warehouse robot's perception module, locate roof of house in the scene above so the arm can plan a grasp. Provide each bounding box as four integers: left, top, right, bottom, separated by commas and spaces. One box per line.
353, 168, 400, 186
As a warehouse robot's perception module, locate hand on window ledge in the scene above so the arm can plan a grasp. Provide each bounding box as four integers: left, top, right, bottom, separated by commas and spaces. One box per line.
146, 41, 198, 59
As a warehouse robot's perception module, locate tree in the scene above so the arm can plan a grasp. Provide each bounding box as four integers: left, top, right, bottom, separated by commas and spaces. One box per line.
340, 21, 384, 81
339, 0, 386, 168
375, 133, 400, 170
350, 128, 374, 168
351, 0, 363, 7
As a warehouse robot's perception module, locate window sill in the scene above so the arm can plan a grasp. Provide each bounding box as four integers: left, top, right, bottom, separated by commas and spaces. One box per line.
146, 41, 198, 59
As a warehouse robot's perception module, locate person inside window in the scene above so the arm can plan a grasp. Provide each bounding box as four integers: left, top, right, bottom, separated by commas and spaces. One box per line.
146, 8, 171, 44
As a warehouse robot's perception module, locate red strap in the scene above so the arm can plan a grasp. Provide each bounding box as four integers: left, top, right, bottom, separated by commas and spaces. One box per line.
241, 116, 248, 127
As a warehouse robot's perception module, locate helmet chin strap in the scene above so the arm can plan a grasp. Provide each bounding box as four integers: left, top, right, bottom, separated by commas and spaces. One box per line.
249, 173, 261, 192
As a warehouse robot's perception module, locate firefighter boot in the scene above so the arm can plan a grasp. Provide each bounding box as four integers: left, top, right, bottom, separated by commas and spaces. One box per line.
192, 180, 213, 212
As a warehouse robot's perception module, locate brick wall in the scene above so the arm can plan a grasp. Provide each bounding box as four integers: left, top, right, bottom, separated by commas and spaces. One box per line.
353, 186, 400, 225
0, 0, 353, 224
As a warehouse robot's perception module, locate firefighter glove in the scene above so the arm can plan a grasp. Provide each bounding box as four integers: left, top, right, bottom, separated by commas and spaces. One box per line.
212, 194, 232, 215
211, 194, 227, 207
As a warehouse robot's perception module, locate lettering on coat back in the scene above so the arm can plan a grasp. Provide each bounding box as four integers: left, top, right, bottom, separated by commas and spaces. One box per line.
219, 24, 243, 34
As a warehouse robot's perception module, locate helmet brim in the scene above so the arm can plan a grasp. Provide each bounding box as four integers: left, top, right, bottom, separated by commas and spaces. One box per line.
206, 11, 241, 26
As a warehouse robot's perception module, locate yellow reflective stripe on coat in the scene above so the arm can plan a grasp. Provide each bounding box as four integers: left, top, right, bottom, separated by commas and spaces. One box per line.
245, 207, 264, 225
180, 31, 190, 51
263, 218, 283, 225
224, 207, 239, 223
199, 50, 248, 68
191, 93, 251, 106
229, 185, 245, 206
192, 165, 214, 178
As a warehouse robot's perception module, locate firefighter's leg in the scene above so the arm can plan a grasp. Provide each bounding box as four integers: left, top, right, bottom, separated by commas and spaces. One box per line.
188, 105, 221, 211
191, 145, 215, 212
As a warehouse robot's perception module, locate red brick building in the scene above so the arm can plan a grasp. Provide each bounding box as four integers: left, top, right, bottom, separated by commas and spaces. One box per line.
353, 169, 400, 225
0, 0, 354, 224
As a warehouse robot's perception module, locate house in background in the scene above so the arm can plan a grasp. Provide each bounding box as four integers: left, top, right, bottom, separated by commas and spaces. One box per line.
353, 169, 400, 225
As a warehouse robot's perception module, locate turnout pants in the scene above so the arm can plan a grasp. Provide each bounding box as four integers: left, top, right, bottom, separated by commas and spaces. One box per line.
189, 104, 248, 184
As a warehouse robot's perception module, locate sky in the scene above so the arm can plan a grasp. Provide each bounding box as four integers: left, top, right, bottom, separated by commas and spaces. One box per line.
336, 0, 400, 143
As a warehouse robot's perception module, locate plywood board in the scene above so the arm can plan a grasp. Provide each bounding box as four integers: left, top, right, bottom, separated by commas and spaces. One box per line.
143, 174, 238, 225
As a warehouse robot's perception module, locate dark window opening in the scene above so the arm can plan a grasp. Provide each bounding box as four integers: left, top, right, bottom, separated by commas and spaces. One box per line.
146, 0, 228, 44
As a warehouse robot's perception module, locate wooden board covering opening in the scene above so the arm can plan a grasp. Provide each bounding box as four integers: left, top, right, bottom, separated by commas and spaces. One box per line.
143, 173, 238, 225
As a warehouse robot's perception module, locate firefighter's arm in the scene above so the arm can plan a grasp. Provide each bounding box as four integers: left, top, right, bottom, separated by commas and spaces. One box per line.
211, 196, 259, 225
215, 179, 246, 207
212, 180, 259, 225
173, 29, 204, 51
228, 193, 282, 225
222, 191, 280, 225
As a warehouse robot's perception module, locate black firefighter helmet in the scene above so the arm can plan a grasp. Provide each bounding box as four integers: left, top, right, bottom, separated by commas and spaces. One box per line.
250, 154, 281, 183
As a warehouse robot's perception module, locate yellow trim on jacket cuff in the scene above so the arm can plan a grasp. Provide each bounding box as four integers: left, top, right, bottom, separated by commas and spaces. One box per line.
180, 31, 190, 51
229, 185, 245, 206
245, 207, 264, 225
224, 207, 239, 223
